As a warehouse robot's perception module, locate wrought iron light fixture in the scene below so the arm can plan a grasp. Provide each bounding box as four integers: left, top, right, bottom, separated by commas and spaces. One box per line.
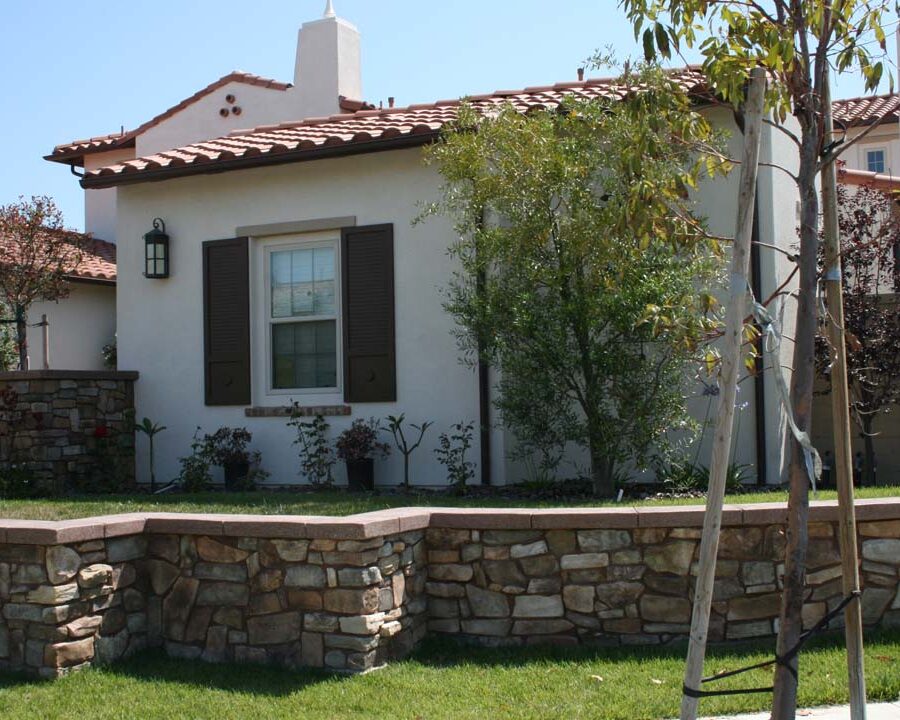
143, 218, 170, 278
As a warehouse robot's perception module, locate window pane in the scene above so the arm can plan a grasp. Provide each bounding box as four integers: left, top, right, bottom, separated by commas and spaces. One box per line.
271, 247, 336, 318
271, 251, 293, 318
291, 249, 314, 316
272, 320, 337, 389
313, 247, 336, 314
867, 150, 885, 174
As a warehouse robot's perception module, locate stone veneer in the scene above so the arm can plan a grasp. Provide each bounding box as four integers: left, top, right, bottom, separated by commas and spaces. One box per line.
0, 500, 898, 678
0, 370, 138, 491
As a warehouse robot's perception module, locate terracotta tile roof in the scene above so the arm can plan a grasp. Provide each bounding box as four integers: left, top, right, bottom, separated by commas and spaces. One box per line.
0, 233, 116, 283
48, 71, 292, 166
338, 96, 377, 112
81, 68, 709, 188
832, 92, 900, 128
72, 237, 117, 282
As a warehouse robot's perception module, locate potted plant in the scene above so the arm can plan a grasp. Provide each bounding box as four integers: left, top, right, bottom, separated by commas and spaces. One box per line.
206, 427, 256, 490
335, 418, 390, 492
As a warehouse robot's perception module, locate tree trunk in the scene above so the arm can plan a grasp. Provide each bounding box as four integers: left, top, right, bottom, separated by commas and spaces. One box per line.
15, 304, 27, 372
771, 133, 819, 720
861, 416, 875, 487
589, 438, 615, 497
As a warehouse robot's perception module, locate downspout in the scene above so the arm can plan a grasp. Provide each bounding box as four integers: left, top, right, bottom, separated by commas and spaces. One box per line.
476, 208, 492, 485
750, 186, 769, 486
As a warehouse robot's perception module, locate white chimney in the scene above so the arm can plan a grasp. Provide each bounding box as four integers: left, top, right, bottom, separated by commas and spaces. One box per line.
292, 1, 362, 118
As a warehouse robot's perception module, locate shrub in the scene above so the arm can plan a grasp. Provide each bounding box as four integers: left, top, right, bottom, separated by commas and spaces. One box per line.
177, 428, 214, 492
289, 412, 336, 486
656, 456, 751, 495
335, 418, 390, 463
0, 466, 43, 499
435, 422, 475, 493
205, 427, 253, 466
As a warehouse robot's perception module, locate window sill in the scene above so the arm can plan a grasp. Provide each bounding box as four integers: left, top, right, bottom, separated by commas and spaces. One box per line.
244, 405, 351, 418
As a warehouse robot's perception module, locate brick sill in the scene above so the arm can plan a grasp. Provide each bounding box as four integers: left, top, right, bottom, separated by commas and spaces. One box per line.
244, 405, 351, 418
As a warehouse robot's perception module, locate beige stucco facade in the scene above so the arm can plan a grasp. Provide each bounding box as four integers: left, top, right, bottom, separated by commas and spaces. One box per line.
28, 282, 116, 371
113, 104, 800, 489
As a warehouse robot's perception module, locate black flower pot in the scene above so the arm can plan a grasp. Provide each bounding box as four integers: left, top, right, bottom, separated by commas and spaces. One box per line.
346, 458, 375, 492
223, 460, 250, 490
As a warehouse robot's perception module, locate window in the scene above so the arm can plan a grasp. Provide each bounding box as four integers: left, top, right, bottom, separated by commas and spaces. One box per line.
866, 148, 886, 174
268, 244, 338, 390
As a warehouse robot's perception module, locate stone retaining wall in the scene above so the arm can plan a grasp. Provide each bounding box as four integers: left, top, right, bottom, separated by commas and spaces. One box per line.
0, 370, 139, 492
0, 501, 898, 677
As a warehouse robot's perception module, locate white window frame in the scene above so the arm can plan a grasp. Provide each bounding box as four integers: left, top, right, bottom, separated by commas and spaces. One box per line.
865, 147, 887, 174
260, 233, 342, 396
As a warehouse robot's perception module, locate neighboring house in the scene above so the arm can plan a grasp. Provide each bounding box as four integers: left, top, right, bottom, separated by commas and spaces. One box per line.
0, 234, 115, 371
46, 4, 802, 488
833, 93, 900, 179
814, 94, 900, 485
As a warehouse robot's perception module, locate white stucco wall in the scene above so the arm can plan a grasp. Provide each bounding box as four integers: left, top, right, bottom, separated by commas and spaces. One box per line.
116, 148, 479, 488
839, 123, 899, 174
114, 109, 799, 489
136, 82, 299, 159
29, 282, 116, 371
84, 148, 135, 242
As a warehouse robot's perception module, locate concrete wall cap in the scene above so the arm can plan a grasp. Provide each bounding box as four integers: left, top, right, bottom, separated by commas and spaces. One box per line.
531, 507, 639, 529
0, 370, 139, 381
1, 500, 899, 544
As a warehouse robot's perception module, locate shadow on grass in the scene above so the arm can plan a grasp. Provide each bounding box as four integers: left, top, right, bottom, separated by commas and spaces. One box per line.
0, 648, 337, 697
0, 627, 896, 698
408, 626, 900, 670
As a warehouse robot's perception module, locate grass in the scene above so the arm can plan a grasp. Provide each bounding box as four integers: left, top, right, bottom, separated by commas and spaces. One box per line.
0, 630, 898, 719
0, 486, 898, 521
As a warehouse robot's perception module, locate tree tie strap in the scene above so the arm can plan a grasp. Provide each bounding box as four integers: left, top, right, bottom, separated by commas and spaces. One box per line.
682, 591, 860, 700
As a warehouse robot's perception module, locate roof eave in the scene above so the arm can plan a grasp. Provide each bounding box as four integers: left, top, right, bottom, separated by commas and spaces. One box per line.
44, 136, 137, 167
81, 131, 441, 190
67, 275, 117, 286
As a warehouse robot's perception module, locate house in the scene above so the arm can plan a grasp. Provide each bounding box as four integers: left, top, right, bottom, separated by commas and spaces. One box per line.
814, 93, 900, 485
46, 3, 803, 489
833, 92, 899, 180
0, 232, 116, 371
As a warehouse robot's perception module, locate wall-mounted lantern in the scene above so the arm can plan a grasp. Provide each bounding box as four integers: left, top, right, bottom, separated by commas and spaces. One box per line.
143, 218, 170, 278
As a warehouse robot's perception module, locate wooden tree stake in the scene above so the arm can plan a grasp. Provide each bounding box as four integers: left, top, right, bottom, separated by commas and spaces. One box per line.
821, 67, 867, 720
680, 67, 766, 720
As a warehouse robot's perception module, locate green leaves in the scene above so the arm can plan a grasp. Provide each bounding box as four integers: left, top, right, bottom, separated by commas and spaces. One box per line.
424, 63, 728, 492
135, 417, 166, 437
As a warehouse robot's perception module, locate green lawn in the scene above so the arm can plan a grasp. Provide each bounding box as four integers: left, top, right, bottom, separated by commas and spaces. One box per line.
0, 486, 898, 521
0, 631, 898, 719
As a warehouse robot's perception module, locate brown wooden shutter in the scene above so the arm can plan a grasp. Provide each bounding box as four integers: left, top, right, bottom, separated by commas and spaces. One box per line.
203, 237, 251, 406
341, 224, 396, 402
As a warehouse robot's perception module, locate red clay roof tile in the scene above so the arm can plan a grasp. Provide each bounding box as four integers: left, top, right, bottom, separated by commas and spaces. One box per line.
0, 232, 116, 283
81, 69, 709, 188
48, 71, 292, 165
832, 92, 900, 128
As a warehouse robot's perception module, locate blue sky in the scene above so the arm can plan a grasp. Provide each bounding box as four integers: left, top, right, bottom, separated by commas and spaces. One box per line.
3, 0, 897, 232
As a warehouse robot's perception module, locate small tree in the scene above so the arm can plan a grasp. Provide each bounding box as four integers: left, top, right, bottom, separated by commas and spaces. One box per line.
621, 2, 894, 712
0, 304, 16, 371
423, 64, 728, 497
0, 196, 84, 370
817, 184, 900, 486
135, 418, 167, 494
387, 414, 434, 492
